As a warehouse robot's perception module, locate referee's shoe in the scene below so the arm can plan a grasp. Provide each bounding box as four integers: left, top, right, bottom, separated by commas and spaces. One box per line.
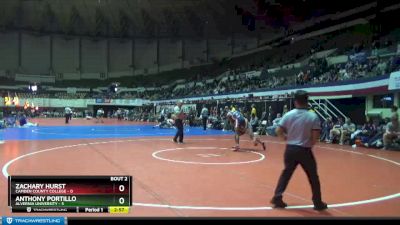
270, 198, 287, 208
270, 198, 328, 210
313, 201, 328, 211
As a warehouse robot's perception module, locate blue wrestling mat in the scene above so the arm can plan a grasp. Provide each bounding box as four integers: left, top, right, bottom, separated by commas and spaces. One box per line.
2, 125, 233, 141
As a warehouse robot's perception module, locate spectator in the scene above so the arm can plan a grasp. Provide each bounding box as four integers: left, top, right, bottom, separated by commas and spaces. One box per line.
251, 104, 257, 117
351, 118, 377, 146
117, 108, 123, 121
327, 118, 344, 144
339, 117, 356, 145
320, 117, 333, 142
365, 118, 388, 148
260, 110, 267, 122
266, 113, 282, 136
250, 113, 259, 133
391, 105, 398, 120
297, 70, 304, 85
383, 115, 400, 150
222, 106, 231, 131
267, 106, 273, 126
376, 59, 388, 75
282, 105, 288, 115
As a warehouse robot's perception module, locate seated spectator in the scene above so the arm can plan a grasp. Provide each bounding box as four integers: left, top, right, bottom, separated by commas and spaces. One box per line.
339, 117, 356, 145
266, 113, 282, 136
365, 118, 388, 148
210, 116, 223, 130
376, 59, 388, 75
383, 115, 400, 150
327, 117, 344, 143
351, 118, 377, 146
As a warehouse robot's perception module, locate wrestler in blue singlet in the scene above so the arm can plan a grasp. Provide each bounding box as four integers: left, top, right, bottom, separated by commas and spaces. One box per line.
227, 110, 246, 130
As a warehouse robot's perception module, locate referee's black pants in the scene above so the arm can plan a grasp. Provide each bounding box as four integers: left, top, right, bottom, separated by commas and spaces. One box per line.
202, 116, 208, 130
273, 145, 323, 203
65, 113, 71, 124
174, 119, 184, 143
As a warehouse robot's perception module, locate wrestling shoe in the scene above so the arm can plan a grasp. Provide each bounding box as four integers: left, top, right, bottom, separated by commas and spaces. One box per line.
231, 146, 240, 151
261, 142, 266, 151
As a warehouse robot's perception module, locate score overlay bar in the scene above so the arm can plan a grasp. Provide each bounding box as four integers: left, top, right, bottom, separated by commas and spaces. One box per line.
8, 176, 132, 213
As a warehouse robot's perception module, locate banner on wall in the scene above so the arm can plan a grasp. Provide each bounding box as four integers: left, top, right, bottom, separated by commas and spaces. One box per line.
388, 71, 400, 90
67, 87, 77, 94
244, 70, 261, 78
15, 74, 56, 83
95, 99, 112, 104
156, 104, 196, 114
88, 98, 149, 106
349, 51, 368, 63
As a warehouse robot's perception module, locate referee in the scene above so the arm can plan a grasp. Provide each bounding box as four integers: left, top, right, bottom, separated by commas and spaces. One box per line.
65, 107, 72, 124
271, 90, 327, 211
173, 100, 185, 144
200, 105, 209, 131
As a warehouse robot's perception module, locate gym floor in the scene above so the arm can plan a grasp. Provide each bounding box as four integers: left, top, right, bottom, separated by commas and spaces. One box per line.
0, 118, 399, 217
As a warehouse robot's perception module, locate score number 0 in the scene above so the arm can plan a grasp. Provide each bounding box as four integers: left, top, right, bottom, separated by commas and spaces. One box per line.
118, 184, 125, 205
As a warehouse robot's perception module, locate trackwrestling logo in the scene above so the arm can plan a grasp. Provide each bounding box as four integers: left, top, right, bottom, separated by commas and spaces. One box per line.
2, 217, 64, 225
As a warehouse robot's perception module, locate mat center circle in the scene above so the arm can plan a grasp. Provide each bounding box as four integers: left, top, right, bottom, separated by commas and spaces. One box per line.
152, 147, 265, 165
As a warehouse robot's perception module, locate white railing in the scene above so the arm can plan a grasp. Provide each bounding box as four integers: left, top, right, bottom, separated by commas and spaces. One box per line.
309, 98, 347, 121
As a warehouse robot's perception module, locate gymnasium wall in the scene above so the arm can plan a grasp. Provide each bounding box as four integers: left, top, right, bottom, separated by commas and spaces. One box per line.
109, 39, 132, 74
184, 39, 206, 66
159, 39, 182, 72
134, 39, 158, 74
0, 31, 272, 79
0, 32, 18, 72
233, 35, 258, 55
53, 37, 79, 73
21, 34, 51, 75
208, 38, 231, 61
330, 97, 366, 125
365, 92, 400, 119
81, 39, 107, 74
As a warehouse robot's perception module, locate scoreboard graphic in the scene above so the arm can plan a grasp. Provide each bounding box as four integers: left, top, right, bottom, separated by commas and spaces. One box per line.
8, 176, 132, 214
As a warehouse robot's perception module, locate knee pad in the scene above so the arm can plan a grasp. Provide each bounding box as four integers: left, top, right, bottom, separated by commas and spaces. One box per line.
253, 133, 261, 143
